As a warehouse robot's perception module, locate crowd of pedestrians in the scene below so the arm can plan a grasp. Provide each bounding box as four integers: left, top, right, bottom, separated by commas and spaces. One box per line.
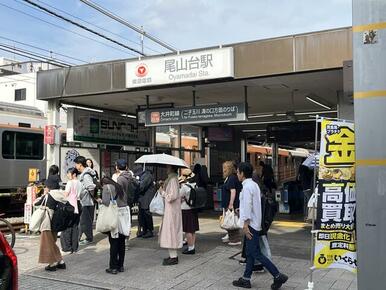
33, 157, 288, 289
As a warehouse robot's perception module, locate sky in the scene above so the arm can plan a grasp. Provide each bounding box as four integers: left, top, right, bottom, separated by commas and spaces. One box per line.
0, 0, 352, 65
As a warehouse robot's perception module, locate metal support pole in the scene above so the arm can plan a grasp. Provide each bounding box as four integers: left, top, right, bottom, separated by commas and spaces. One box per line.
244, 86, 248, 117
140, 26, 144, 55
307, 115, 320, 290
146, 95, 150, 108
192, 90, 196, 107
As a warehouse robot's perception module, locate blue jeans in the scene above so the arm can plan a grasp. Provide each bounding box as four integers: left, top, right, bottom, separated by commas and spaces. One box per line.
243, 226, 279, 279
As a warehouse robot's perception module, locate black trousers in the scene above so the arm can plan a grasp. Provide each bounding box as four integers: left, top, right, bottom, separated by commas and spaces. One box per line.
108, 233, 126, 270
79, 205, 94, 242
60, 214, 80, 252
138, 208, 154, 233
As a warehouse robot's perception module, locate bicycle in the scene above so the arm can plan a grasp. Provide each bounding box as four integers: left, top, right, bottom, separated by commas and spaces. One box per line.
0, 213, 16, 248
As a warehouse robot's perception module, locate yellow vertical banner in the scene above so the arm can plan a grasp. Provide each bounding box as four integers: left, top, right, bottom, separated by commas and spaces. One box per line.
314, 120, 357, 273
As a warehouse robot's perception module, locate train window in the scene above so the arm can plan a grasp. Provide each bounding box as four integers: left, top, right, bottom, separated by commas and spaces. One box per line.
2, 131, 15, 159
2, 131, 44, 160
16, 132, 44, 160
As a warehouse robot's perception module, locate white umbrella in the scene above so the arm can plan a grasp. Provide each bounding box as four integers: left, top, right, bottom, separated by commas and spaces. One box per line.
302, 153, 319, 169
135, 153, 189, 168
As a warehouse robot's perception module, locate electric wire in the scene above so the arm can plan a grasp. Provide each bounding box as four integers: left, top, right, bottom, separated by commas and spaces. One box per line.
32, 0, 163, 54
0, 75, 36, 85
0, 43, 74, 66
0, 35, 89, 64
0, 2, 136, 57
21, 0, 145, 56
79, 0, 178, 52
0, 46, 67, 67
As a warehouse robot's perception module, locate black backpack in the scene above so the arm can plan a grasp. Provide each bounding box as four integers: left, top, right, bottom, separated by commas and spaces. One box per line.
83, 172, 102, 200
186, 184, 207, 209
259, 194, 278, 235
51, 201, 76, 232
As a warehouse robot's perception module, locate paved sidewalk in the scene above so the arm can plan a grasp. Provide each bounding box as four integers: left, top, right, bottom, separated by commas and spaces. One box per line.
15, 216, 357, 290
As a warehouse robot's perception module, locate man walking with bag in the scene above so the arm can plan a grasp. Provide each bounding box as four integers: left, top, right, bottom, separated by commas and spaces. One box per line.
75, 156, 96, 245
233, 162, 288, 289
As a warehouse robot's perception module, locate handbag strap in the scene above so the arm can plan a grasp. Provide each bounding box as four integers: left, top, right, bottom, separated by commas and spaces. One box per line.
107, 185, 117, 202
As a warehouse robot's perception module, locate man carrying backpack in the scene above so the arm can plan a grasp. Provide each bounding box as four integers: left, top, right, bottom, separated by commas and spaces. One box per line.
233, 162, 287, 289
115, 159, 138, 220
75, 156, 96, 245
135, 166, 156, 239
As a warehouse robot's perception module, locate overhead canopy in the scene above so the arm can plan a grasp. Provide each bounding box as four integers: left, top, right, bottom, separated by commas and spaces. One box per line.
37, 27, 352, 144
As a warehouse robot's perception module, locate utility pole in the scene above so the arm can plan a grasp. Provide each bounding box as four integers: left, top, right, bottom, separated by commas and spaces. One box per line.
353, 1, 386, 289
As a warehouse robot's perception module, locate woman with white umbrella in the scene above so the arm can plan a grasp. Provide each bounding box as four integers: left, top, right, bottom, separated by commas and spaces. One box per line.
135, 153, 187, 265
158, 164, 183, 266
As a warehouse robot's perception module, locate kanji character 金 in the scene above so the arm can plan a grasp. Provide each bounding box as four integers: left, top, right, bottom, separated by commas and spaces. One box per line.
324, 126, 355, 165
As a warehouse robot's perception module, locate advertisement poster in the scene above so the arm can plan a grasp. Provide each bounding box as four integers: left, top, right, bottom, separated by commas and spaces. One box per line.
60, 147, 100, 183
67, 108, 150, 147
314, 119, 357, 273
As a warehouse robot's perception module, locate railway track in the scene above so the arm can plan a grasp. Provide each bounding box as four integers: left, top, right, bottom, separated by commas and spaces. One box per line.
0, 218, 24, 234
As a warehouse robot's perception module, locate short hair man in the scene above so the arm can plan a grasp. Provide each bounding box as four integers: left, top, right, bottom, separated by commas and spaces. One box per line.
233, 162, 287, 289
74, 156, 96, 245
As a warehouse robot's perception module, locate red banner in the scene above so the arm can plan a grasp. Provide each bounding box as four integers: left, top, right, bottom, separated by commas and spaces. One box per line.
44, 125, 55, 145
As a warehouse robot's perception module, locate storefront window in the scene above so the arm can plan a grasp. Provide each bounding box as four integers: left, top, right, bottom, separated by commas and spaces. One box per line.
156, 126, 179, 148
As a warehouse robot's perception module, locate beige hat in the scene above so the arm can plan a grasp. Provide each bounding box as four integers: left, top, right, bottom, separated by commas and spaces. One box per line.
178, 168, 195, 183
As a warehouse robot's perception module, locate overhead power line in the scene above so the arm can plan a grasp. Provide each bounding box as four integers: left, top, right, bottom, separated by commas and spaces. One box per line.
21, 0, 145, 56
0, 2, 135, 57
79, 0, 178, 53
33, 0, 163, 55
0, 75, 36, 85
0, 35, 88, 64
0, 43, 75, 66
0, 46, 67, 67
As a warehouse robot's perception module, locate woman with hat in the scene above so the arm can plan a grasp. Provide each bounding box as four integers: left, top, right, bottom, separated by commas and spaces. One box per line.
34, 175, 67, 271
179, 168, 200, 255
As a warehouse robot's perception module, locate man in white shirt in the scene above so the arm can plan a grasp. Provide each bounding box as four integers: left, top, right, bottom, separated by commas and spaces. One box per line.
232, 162, 288, 290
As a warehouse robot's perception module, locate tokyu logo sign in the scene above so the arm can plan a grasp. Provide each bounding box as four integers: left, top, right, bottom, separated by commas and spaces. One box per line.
135, 64, 148, 77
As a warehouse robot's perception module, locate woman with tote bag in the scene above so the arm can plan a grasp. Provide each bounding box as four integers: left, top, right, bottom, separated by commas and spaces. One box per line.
98, 177, 131, 275
34, 175, 67, 271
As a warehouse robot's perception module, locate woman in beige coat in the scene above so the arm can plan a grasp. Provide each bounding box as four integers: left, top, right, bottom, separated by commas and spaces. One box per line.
34, 176, 67, 271
158, 165, 183, 266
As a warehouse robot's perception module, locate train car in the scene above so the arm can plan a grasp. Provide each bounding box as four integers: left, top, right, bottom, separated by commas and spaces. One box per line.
248, 144, 309, 183
0, 102, 46, 216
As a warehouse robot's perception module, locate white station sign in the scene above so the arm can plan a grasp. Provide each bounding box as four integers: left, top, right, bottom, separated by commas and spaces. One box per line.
125, 47, 234, 88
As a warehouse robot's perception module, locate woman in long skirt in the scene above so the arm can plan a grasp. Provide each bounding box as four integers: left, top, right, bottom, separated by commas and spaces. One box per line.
35, 176, 67, 271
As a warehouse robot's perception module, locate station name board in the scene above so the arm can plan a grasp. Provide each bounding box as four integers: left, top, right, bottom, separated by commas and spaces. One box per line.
144, 103, 246, 126
125, 47, 234, 88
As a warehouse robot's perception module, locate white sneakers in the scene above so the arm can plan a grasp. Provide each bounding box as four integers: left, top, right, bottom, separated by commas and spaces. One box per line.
228, 241, 242, 246
222, 234, 242, 246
